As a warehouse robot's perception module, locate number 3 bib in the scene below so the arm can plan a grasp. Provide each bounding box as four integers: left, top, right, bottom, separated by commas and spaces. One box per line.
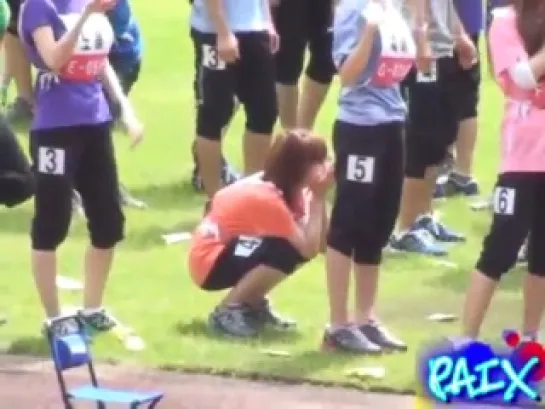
371, 6, 416, 87
58, 13, 114, 82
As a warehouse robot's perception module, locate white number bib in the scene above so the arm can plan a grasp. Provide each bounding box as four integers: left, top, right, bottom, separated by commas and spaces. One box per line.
493, 187, 516, 216
372, 6, 416, 87
346, 155, 375, 183
233, 236, 263, 258
58, 13, 114, 81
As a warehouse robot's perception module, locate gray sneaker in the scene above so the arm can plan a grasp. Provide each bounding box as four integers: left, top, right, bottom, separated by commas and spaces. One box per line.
209, 304, 257, 338
322, 326, 382, 354
119, 184, 147, 209
44, 316, 79, 338
249, 298, 296, 330
6, 97, 33, 124
359, 321, 407, 352
79, 309, 116, 335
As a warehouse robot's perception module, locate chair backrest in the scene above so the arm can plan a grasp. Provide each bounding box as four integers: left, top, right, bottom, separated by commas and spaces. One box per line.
45, 316, 92, 372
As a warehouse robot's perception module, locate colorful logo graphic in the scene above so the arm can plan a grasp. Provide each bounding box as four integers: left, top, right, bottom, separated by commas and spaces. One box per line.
418, 331, 545, 407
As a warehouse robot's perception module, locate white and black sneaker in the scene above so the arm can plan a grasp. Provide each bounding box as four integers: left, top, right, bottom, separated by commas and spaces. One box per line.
322, 325, 382, 354
209, 304, 258, 338
359, 321, 407, 352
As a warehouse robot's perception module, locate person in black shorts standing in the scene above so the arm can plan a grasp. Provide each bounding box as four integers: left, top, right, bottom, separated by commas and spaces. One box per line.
190, 0, 279, 207
271, 0, 336, 130
434, 0, 483, 199
391, 0, 478, 256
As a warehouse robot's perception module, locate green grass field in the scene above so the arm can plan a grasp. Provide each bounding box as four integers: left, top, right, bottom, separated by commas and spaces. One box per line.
0, 1, 525, 394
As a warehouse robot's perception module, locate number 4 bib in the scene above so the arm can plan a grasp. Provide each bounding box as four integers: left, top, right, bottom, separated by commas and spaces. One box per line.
371, 7, 416, 87
58, 13, 114, 82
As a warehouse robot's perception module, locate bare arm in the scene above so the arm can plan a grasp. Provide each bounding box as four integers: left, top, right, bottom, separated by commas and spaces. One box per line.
100, 62, 136, 122
205, 0, 230, 36
32, 8, 92, 73
338, 23, 379, 87
292, 197, 326, 259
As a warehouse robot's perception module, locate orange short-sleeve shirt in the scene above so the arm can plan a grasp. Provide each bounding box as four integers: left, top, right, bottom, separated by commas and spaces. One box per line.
188, 179, 301, 286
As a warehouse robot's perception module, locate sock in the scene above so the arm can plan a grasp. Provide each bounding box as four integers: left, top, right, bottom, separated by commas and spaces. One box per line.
328, 323, 350, 333
522, 332, 538, 342
451, 171, 471, 185
81, 307, 103, 316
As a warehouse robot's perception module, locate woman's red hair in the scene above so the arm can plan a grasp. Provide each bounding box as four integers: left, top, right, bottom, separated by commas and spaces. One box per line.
262, 130, 327, 210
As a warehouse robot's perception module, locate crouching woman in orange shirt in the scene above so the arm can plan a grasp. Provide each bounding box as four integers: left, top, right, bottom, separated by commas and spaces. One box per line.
188, 130, 332, 338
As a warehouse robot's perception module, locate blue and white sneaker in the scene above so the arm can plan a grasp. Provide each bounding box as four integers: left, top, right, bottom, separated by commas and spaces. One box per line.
414, 214, 466, 243
191, 159, 241, 192
390, 228, 447, 257
434, 173, 480, 199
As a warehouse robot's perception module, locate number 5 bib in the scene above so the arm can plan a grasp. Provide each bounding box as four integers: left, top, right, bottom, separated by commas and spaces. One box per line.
371, 5, 416, 87
58, 13, 114, 82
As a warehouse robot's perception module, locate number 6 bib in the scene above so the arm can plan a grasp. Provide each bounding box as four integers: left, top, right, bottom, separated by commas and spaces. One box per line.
371, 6, 416, 87
58, 13, 114, 82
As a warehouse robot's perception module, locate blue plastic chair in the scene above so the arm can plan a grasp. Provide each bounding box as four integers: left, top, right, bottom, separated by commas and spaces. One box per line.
45, 315, 163, 409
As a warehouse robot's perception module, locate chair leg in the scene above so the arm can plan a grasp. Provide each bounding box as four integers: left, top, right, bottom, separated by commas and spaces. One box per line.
148, 398, 161, 409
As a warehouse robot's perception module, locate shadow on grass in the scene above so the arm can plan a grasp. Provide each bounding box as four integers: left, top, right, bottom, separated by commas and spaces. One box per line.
426, 263, 525, 294
174, 319, 302, 344
5, 336, 49, 356
130, 180, 205, 211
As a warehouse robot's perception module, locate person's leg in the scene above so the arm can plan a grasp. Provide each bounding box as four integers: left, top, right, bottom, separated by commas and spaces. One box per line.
193, 30, 236, 199
273, 0, 306, 130
462, 173, 531, 338
393, 63, 464, 254
30, 127, 81, 333
204, 236, 303, 337
74, 124, 124, 333
324, 121, 386, 354
4, 29, 34, 122
352, 123, 406, 351
238, 33, 278, 175
297, 0, 335, 130
0, 115, 33, 207
522, 177, 545, 339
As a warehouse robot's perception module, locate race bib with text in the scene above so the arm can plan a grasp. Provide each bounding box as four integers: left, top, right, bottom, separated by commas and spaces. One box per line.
371, 7, 416, 87
58, 13, 114, 82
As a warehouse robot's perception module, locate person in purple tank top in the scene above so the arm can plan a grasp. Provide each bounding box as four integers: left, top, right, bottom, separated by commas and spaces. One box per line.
434, 0, 483, 200
19, 0, 144, 336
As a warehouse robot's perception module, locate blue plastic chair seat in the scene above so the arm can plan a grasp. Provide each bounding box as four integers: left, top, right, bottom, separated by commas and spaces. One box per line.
68, 385, 163, 406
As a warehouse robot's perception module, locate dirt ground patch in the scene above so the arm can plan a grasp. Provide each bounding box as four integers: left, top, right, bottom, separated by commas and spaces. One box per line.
0, 354, 416, 408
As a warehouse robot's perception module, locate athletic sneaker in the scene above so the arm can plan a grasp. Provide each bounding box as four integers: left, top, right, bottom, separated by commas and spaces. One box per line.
434, 173, 480, 199
43, 316, 80, 338
390, 228, 447, 256
5, 97, 33, 124
249, 298, 296, 330
78, 308, 116, 335
359, 321, 407, 352
209, 304, 257, 338
414, 214, 466, 243
191, 159, 241, 193
119, 185, 147, 209
322, 325, 382, 354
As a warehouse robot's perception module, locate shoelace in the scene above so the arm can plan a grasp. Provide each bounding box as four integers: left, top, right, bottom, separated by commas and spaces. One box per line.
411, 228, 436, 246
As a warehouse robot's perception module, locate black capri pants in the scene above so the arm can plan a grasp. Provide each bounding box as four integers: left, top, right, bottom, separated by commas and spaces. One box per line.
476, 173, 545, 279
0, 115, 33, 207
30, 123, 125, 251
6, 0, 20, 36
272, 0, 336, 85
202, 236, 305, 290
191, 29, 277, 140
327, 121, 404, 265
455, 34, 481, 121
403, 57, 468, 178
